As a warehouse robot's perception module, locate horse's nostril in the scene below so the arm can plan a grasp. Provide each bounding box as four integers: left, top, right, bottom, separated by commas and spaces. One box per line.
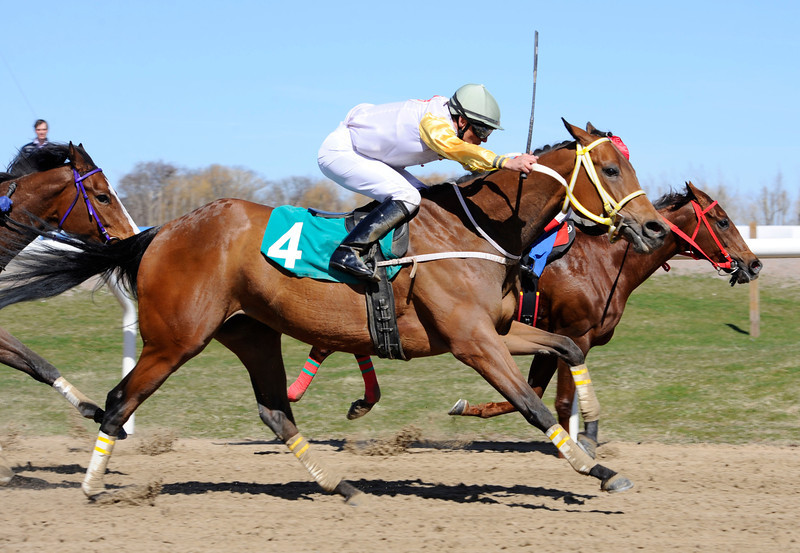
644, 220, 668, 238
751, 260, 763, 274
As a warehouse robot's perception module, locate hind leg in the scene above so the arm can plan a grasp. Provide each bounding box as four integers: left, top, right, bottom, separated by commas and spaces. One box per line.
289, 347, 380, 420
346, 355, 380, 420
0, 326, 104, 422
287, 346, 332, 402
215, 315, 361, 502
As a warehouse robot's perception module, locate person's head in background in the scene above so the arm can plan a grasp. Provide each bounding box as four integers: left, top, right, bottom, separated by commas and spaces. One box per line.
33, 119, 48, 143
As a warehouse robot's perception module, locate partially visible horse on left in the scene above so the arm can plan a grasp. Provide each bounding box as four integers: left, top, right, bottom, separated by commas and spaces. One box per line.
0, 145, 138, 412
0, 121, 668, 502
0, 143, 138, 483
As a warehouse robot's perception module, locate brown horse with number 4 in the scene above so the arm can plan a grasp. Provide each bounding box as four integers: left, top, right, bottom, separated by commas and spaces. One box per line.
0, 120, 667, 502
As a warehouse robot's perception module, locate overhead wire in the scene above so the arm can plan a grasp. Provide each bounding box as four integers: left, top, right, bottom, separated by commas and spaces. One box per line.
0, 49, 37, 118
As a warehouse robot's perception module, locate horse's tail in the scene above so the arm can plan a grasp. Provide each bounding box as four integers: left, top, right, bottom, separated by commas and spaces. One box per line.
0, 225, 161, 309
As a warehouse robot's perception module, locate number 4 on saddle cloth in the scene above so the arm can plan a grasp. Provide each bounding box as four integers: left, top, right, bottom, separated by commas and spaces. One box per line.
517, 216, 576, 326
261, 204, 407, 284
262, 203, 411, 359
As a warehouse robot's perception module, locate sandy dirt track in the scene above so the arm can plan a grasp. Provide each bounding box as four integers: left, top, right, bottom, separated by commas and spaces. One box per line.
1, 434, 798, 553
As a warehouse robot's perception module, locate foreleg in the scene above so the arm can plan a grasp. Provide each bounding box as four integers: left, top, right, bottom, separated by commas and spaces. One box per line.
449, 324, 575, 420
449, 326, 631, 493
0, 443, 13, 485
556, 361, 600, 458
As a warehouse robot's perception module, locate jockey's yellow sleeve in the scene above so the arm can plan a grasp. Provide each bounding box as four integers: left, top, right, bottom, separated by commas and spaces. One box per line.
419, 113, 510, 172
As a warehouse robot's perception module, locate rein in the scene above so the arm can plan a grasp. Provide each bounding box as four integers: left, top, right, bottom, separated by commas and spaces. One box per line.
664, 199, 735, 271
375, 137, 647, 275
450, 137, 646, 258
59, 168, 114, 243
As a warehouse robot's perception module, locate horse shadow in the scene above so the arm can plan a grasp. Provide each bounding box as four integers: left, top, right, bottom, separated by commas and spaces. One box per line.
156, 478, 616, 513
243, 438, 560, 455
159, 440, 614, 512
725, 323, 750, 335
5, 462, 125, 490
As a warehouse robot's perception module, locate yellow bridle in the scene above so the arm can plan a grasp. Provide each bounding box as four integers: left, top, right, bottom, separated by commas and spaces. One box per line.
532, 137, 647, 239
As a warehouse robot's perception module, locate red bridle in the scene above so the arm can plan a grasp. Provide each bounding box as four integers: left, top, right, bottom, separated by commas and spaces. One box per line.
663, 199, 735, 271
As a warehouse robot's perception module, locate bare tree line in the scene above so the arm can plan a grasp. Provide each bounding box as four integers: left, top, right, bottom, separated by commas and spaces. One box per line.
117, 161, 800, 228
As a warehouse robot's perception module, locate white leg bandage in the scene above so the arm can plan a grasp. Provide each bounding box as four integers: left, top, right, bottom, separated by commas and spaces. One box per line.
286, 433, 341, 492
82, 431, 116, 497
570, 364, 601, 422
546, 424, 595, 474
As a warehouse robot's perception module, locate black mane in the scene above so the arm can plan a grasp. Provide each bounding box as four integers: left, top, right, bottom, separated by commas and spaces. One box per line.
652, 186, 693, 211
2, 143, 91, 183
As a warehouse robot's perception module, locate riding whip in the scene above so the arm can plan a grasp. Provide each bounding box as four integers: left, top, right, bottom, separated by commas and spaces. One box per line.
526, 30, 539, 155
521, 30, 539, 181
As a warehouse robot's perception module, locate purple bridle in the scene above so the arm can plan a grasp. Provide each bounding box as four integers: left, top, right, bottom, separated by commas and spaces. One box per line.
58, 167, 114, 243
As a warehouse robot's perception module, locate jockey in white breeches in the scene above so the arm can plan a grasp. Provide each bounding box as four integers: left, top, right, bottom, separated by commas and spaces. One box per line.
319, 83, 539, 281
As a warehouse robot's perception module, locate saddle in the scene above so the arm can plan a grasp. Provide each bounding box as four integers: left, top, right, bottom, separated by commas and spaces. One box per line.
314, 201, 410, 258
309, 203, 409, 360
517, 218, 576, 326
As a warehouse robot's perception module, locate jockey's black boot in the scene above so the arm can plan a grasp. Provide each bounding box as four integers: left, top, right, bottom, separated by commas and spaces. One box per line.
329, 199, 411, 282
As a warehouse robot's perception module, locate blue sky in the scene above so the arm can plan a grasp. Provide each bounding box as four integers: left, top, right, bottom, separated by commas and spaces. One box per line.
2, 1, 798, 201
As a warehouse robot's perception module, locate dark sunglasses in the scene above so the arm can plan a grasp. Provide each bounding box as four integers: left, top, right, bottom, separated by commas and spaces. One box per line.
469, 121, 493, 140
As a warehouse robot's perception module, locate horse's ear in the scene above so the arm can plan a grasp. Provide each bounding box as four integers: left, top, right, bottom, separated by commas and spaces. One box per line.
684, 181, 699, 199
562, 118, 591, 144
67, 142, 88, 167
586, 121, 598, 134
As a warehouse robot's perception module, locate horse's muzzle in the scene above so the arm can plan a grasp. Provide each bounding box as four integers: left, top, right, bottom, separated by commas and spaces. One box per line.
616, 218, 669, 254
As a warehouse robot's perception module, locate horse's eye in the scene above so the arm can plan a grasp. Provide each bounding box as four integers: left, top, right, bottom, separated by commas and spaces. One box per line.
96, 194, 111, 205
602, 166, 620, 178
717, 218, 729, 230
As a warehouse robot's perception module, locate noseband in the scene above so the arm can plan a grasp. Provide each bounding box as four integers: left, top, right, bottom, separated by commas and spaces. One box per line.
531, 137, 646, 240
59, 168, 114, 243
663, 199, 735, 272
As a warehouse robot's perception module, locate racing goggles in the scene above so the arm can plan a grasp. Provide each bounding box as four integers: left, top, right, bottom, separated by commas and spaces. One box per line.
469, 120, 494, 140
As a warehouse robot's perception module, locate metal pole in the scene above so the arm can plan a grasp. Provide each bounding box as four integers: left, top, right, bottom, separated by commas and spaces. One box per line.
749, 222, 760, 338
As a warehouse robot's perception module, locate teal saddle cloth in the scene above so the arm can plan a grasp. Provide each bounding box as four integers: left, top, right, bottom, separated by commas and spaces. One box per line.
261, 205, 402, 284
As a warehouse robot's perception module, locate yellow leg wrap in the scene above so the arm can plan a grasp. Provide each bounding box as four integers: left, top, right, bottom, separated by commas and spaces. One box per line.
82, 431, 116, 497
570, 364, 601, 422
285, 434, 342, 492
546, 424, 595, 474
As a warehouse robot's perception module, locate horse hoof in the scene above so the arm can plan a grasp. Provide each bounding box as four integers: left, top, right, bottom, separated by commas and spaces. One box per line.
576, 432, 597, 459
601, 474, 634, 493
347, 399, 375, 420
448, 399, 468, 416
334, 480, 363, 505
